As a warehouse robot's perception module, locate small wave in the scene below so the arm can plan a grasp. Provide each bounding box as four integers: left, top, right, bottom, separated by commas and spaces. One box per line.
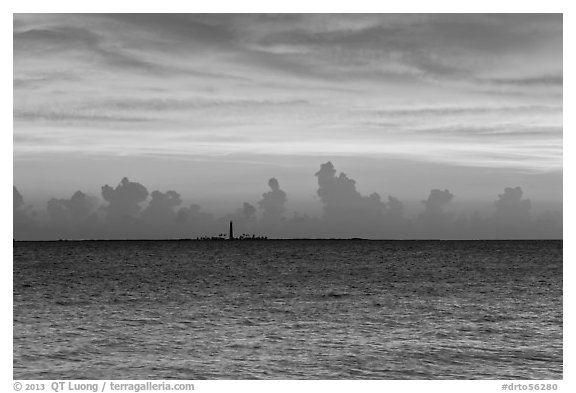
226, 341, 263, 350
54, 300, 91, 306
322, 291, 351, 299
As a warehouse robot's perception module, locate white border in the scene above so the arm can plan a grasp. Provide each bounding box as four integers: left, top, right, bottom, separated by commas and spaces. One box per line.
4, 3, 571, 392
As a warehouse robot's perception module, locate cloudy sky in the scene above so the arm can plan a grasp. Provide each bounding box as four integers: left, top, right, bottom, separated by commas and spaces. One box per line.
13, 14, 562, 239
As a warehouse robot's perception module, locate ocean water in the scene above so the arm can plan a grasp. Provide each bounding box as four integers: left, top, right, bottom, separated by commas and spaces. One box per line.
13, 240, 562, 379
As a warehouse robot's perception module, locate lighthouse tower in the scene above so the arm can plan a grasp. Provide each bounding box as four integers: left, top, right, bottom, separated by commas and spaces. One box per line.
229, 221, 234, 240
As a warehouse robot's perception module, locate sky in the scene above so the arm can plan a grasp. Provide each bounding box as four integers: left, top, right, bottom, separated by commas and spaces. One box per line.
13, 13, 563, 239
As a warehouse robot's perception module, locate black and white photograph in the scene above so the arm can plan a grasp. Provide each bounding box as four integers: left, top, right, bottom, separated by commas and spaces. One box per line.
11, 9, 564, 385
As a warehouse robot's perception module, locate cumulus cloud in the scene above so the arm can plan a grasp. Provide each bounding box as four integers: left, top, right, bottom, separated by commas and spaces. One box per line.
43, 191, 100, 239
132, 189, 194, 238
494, 186, 531, 224
314, 161, 387, 236
382, 195, 412, 237
237, 202, 257, 222
140, 190, 182, 222
485, 186, 538, 239
258, 178, 287, 222
419, 189, 455, 236
46, 191, 98, 225
11, 163, 562, 240
101, 177, 149, 223
422, 189, 454, 212
175, 203, 219, 237
176, 203, 203, 224
386, 196, 404, 221
13, 186, 37, 239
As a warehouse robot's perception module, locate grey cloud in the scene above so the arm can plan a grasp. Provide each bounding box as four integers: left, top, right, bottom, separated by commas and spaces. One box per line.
13, 16, 258, 82
239, 48, 339, 81
422, 189, 454, 213
13, 72, 78, 89
382, 196, 412, 238
140, 190, 183, 222
483, 75, 563, 87
176, 204, 215, 225
252, 14, 561, 85
86, 98, 310, 112
315, 161, 386, 236
14, 26, 100, 50
237, 202, 257, 222
47, 191, 98, 225
98, 13, 327, 85
101, 177, 149, 223
14, 109, 150, 124
424, 14, 555, 53
176, 203, 201, 223
358, 123, 563, 140
99, 14, 236, 47
14, 98, 311, 127
386, 196, 405, 222
175, 204, 221, 239
376, 125, 563, 140
13, 186, 37, 239
14, 25, 180, 75
12, 162, 563, 240
494, 187, 531, 225
481, 186, 561, 239
94, 46, 166, 74
14, 14, 562, 89
419, 189, 455, 235
95, 178, 220, 239
259, 178, 287, 222
245, 17, 461, 73
371, 105, 561, 118
97, 15, 337, 81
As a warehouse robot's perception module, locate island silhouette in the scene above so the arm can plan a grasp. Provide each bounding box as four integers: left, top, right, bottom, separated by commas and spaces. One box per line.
195, 221, 268, 241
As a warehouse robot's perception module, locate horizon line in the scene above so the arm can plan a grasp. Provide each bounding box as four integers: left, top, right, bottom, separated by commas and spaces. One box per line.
13, 238, 563, 242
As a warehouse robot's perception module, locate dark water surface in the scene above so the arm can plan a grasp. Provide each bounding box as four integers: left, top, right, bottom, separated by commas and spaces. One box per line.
13, 240, 562, 379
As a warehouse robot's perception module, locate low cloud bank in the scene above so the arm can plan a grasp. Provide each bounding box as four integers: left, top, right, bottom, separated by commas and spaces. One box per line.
13, 162, 562, 240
